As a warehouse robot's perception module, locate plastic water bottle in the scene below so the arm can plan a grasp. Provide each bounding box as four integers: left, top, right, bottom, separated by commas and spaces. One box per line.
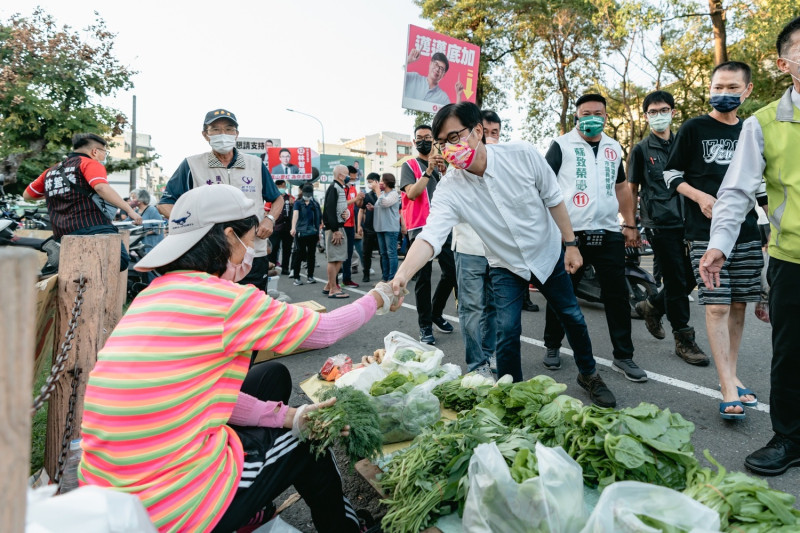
60, 438, 82, 493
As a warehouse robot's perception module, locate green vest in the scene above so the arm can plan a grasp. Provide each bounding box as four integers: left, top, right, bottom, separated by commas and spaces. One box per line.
755, 87, 800, 264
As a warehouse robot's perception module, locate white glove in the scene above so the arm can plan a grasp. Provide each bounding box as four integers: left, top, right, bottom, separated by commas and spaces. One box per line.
290, 403, 310, 439
372, 282, 407, 315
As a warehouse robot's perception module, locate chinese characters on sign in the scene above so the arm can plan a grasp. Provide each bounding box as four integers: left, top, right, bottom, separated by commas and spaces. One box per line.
402, 24, 481, 114
235, 136, 282, 159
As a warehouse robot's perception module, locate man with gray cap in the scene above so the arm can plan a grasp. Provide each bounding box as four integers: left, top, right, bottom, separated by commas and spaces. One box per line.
158, 108, 283, 290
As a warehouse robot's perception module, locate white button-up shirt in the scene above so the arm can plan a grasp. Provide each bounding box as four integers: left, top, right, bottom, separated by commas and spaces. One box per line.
417, 142, 564, 282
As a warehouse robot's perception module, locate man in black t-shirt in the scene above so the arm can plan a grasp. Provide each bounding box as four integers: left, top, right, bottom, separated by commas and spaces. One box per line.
664, 61, 766, 421
359, 173, 381, 283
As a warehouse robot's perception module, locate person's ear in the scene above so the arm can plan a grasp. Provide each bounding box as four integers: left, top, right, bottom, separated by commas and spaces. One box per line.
202, 129, 210, 142
743, 82, 754, 99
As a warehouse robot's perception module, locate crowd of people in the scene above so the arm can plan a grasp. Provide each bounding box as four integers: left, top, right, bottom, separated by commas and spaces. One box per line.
19, 14, 799, 533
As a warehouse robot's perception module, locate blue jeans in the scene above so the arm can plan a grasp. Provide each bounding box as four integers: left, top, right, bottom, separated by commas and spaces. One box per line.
376, 231, 399, 281
455, 252, 496, 370
490, 250, 596, 382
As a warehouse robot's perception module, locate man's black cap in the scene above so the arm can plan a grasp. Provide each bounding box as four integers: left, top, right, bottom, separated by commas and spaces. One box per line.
203, 109, 238, 127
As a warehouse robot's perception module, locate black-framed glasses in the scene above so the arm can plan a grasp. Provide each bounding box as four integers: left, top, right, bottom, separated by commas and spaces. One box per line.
645, 107, 672, 117
415, 134, 433, 142
434, 127, 470, 150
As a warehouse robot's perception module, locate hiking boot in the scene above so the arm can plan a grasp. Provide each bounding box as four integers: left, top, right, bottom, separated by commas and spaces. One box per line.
635, 299, 665, 339
543, 347, 561, 370
612, 358, 648, 382
577, 372, 617, 408
432, 316, 454, 333
420, 326, 435, 345
674, 327, 710, 366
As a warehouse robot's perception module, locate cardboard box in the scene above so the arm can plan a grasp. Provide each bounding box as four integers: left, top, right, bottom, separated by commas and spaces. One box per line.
253, 300, 326, 363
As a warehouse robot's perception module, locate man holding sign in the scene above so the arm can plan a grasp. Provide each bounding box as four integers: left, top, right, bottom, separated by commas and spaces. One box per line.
405, 50, 464, 107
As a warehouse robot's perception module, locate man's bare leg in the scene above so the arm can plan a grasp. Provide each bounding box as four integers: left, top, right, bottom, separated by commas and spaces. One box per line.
706, 304, 743, 416
726, 302, 754, 403
327, 261, 342, 294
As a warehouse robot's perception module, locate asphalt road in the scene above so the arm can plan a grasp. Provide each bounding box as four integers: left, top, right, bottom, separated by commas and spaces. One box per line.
273, 249, 797, 530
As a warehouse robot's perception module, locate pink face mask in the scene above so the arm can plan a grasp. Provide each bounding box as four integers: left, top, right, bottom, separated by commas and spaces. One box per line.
222, 233, 254, 282
442, 128, 476, 170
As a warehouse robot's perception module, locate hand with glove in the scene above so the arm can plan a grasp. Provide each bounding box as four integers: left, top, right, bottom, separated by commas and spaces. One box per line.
369, 281, 407, 315
286, 398, 350, 439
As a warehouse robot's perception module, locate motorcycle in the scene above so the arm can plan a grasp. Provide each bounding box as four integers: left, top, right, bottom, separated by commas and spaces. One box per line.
116, 220, 166, 301
0, 218, 60, 277
574, 246, 658, 319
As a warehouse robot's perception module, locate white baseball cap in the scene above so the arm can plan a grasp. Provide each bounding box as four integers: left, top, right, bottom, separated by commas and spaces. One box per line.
135, 184, 256, 271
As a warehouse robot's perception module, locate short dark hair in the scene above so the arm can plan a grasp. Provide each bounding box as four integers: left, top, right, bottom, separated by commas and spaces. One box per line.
279, 148, 291, 156
366, 172, 380, 182
777, 16, 800, 56
274, 179, 286, 186
431, 52, 449, 72
575, 93, 607, 110
414, 124, 432, 137
347, 165, 357, 174
72, 133, 107, 150
301, 183, 314, 196
381, 173, 396, 189
481, 110, 502, 128
432, 102, 482, 140
155, 216, 259, 276
642, 91, 675, 113
711, 61, 752, 85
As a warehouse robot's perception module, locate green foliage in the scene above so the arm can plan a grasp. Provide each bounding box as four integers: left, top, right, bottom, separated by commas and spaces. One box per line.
0, 8, 136, 191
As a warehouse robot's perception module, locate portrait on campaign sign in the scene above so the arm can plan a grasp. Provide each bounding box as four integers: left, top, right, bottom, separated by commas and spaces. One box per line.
267, 147, 312, 181
313, 154, 365, 187
402, 24, 481, 114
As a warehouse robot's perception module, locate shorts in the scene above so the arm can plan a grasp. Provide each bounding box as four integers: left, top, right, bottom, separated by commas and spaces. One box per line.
690, 240, 763, 305
325, 229, 348, 262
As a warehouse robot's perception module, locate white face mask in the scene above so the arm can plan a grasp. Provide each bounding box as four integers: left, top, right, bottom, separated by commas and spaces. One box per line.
209, 134, 236, 154
783, 57, 800, 83
221, 234, 254, 282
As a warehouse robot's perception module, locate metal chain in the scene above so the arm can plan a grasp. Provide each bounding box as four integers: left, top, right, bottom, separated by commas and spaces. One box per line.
55, 366, 81, 487
31, 275, 87, 414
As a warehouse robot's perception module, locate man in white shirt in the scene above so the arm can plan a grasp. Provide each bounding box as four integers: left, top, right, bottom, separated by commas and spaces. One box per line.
391, 102, 617, 407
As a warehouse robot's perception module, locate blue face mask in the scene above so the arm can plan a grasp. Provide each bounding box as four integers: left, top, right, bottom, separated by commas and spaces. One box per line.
344, 177, 351, 184
709, 93, 742, 113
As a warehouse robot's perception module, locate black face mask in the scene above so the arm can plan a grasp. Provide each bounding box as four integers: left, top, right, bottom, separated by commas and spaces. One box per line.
415, 140, 432, 155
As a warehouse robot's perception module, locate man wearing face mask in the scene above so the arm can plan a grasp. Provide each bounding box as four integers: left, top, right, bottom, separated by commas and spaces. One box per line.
628, 91, 709, 366
542, 93, 645, 384
158, 109, 283, 291
24, 133, 141, 271
401, 124, 458, 345
699, 16, 800, 471
268, 179, 294, 274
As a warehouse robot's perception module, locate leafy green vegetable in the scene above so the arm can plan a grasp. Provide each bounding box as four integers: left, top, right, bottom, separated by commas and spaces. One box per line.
432, 375, 493, 412
371, 389, 441, 444
370, 371, 427, 396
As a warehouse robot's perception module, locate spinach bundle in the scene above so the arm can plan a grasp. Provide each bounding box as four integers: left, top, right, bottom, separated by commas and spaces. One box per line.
301, 386, 383, 467
371, 388, 441, 444
685, 451, 800, 532
370, 371, 427, 396
432, 373, 494, 412
476, 375, 567, 427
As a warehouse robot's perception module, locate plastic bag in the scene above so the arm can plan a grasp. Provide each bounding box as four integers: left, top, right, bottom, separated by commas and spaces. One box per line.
319, 354, 353, 381
252, 515, 302, 533
462, 442, 586, 533
381, 331, 444, 377
371, 386, 442, 443
416, 363, 462, 395
26, 485, 157, 532
580, 481, 721, 533
335, 360, 387, 394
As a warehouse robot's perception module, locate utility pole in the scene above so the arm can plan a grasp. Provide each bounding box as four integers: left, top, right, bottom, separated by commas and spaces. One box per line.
129, 95, 137, 191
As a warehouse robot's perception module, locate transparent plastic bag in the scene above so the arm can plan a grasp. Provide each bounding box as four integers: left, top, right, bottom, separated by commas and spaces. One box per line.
335, 361, 387, 394
372, 386, 441, 443
462, 442, 586, 533
381, 331, 444, 376
580, 481, 721, 533
252, 516, 302, 533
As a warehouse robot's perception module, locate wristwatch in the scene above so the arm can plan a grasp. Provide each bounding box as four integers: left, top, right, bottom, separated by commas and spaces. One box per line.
265, 214, 275, 223
564, 239, 579, 247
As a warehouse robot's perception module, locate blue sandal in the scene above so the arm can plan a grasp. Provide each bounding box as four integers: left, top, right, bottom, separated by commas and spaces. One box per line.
737, 387, 758, 407
720, 400, 746, 420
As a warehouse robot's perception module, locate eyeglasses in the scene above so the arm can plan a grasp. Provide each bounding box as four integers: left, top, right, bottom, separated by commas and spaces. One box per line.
415, 135, 433, 142
207, 126, 238, 135
434, 127, 470, 150
645, 107, 672, 118
431, 62, 446, 73
95, 147, 108, 153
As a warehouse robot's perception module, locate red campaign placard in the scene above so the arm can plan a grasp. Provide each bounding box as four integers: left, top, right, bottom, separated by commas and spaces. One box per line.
266, 147, 312, 180
402, 24, 481, 114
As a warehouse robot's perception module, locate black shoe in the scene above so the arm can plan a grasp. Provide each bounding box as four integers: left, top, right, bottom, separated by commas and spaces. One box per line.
543, 347, 561, 370
419, 326, 435, 345
612, 358, 648, 382
522, 298, 540, 312
362, 275, 371, 283
745, 434, 800, 476
432, 316, 454, 333
635, 300, 665, 339
577, 372, 617, 407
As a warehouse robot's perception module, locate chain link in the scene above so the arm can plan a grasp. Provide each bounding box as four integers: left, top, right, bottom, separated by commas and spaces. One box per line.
31, 275, 87, 414
55, 367, 81, 487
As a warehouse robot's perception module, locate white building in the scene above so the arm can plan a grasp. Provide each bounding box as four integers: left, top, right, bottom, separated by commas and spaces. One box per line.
106, 130, 166, 198
317, 131, 413, 177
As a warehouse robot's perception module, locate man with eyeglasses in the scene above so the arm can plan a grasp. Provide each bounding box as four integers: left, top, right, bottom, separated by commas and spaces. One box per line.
158, 108, 283, 291
628, 91, 709, 366
24, 133, 141, 271
400, 124, 457, 345
404, 51, 463, 108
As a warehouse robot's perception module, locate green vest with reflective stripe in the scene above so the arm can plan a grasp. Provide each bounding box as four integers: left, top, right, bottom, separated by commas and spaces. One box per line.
755, 88, 800, 264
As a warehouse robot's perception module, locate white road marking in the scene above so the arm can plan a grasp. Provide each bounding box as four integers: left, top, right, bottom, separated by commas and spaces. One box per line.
319, 279, 769, 414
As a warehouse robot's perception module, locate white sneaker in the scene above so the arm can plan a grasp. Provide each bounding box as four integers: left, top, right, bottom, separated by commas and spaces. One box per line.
488, 355, 497, 374
370, 268, 375, 274
474, 364, 495, 382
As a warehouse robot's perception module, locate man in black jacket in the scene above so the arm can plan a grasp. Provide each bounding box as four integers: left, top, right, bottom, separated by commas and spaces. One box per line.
322, 165, 350, 298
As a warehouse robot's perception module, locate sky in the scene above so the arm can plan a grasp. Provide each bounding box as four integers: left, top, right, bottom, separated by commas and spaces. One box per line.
2, 0, 477, 174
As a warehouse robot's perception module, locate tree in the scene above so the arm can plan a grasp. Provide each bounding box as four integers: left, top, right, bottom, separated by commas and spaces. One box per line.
0, 9, 138, 192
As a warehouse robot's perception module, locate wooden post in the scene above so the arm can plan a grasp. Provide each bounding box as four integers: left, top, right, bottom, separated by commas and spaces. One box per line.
0, 249, 38, 532
44, 234, 121, 478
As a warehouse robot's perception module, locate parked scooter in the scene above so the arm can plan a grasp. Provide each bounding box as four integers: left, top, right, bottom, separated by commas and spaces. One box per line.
0, 218, 60, 277
574, 246, 658, 319
116, 220, 166, 301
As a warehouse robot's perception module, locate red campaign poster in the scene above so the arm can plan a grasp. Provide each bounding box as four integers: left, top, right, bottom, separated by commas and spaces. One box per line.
266, 147, 312, 181
402, 24, 481, 114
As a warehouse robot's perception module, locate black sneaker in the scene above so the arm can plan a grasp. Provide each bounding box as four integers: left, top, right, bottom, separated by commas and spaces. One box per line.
612, 358, 648, 382
432, 316, 454, 334
419, 326, 435, 345
522, 297, 540, 312
543, 347, 561, 370
362, 275, 371, 283
292, 278, 303, 286
306, 276, 317, 284
577, 372, 617, 407
745, 434, 800, 476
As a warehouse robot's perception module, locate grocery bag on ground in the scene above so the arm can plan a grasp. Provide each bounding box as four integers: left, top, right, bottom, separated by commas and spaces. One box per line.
381, 331, 444, 376
462, 442, 586, 533
371, 386, 442, 443
335, 360, 388, 394
580, 481, 721, 533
